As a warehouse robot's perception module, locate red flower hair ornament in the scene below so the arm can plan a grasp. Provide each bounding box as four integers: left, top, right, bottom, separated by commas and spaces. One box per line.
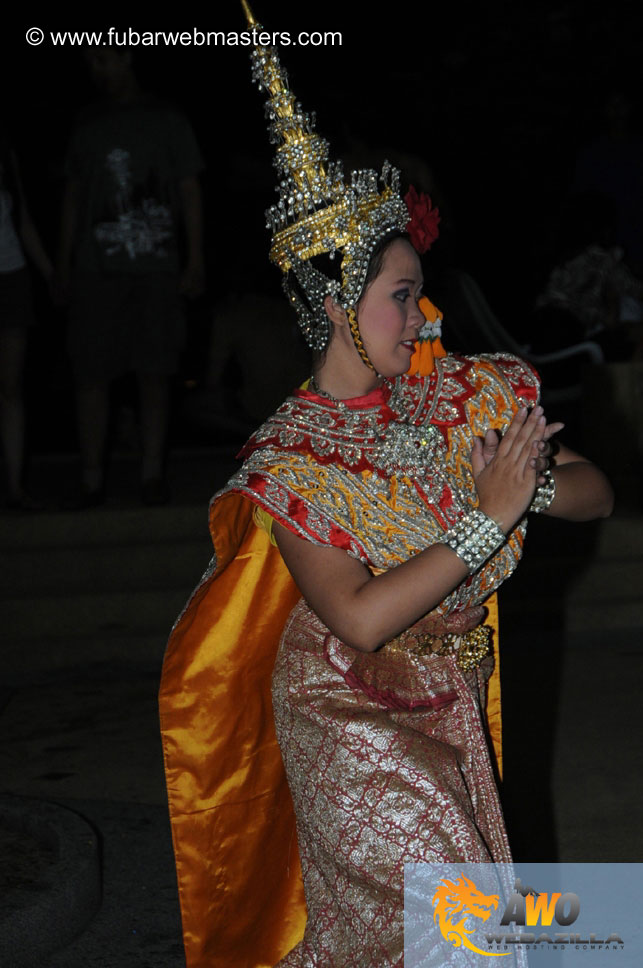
404, 186, 440, 253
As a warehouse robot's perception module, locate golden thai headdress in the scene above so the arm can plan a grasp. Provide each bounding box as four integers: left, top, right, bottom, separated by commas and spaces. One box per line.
242, 0, 412, 364
242, 1, 444, 374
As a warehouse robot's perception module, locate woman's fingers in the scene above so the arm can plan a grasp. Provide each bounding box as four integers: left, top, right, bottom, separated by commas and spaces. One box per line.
481, 428, 500, 465
498, 407, 529, 448
500, 407, 545, 466
494, 410, 563, 458
542, 421, 565, 442
509, 413, 563, 467
528, 415, 547, 457
530, 452, 551, 472
477, 407, 562, 483
474, 405, 562, 530
502, 406, 541, 442
470, 436, 486, 477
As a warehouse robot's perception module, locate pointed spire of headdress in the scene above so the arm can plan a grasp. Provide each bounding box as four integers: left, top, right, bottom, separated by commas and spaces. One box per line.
240, 0, 257, 27
242, 2, 339, 266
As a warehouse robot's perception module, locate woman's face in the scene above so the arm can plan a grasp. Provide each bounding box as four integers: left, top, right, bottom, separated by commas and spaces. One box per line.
357, 239, 425, 377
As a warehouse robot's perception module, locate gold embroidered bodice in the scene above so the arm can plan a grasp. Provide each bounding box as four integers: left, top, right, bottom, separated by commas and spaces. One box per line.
221, 353, 540, 613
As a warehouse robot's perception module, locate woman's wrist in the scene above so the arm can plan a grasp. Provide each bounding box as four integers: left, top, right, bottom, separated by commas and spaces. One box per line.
476, 500, 512, 536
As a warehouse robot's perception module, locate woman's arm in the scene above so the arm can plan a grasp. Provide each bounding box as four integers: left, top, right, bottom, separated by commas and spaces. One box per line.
11, 151, 53, 282
178, 174, 205, 298
18, 210, 53, 282
274, 521, 471, 654
274, 405, 548, 653
544, 444, 614, 521
54, 176, 80, 303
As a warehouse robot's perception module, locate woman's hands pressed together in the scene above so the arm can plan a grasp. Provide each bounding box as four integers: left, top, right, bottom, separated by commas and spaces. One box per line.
471, 404, 613, 529
471, 406, 552, 534
274, 400, 613, 653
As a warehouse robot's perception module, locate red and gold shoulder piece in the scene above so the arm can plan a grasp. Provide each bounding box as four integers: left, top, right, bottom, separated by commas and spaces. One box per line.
218, 450, 370, 562
480, 353, 540, 406
417, 356, 478, 430
393, 356, 480, 434
457, 353, 541, 437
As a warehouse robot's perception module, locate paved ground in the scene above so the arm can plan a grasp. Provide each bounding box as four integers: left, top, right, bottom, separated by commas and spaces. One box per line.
1, 662, 185, 968
1, 451, 642, 966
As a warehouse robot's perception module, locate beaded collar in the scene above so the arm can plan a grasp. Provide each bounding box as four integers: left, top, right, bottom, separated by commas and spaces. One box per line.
239, 358, 479, 480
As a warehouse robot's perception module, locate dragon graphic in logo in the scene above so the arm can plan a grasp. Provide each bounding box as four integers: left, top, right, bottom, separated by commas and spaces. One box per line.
432, 873, 509, 957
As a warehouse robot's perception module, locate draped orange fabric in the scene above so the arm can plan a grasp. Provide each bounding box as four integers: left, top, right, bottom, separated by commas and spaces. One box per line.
160, 490, 503, 967
160, 493, 304, 968
485, 591, 503, 780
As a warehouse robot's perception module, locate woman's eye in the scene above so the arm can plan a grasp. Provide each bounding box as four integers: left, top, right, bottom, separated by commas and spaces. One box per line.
394, 290, 409, 302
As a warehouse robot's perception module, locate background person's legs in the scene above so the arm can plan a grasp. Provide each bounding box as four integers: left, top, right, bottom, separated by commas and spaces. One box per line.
75, 378, 110, 496
138, 370, 170, 504
0, 328, 27, 502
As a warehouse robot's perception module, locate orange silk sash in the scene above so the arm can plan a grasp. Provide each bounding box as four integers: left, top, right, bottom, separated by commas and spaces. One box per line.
159, 491, 502, 967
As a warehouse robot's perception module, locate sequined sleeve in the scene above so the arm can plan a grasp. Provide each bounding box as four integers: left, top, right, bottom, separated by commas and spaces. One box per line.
463, 353, 541, 437
221, 453, 371, 562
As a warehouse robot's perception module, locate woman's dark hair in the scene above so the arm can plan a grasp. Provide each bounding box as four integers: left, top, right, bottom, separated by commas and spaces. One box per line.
360, 231, 410, 297
287, 229, 410, 317
285, 229, 412, 359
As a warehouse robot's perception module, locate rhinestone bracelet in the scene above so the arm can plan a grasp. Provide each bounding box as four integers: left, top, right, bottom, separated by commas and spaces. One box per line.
442, 509, 506, 574
529, 468, 556, 513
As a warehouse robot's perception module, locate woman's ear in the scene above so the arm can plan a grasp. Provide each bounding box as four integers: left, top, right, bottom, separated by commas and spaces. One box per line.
323, 294, 348, 328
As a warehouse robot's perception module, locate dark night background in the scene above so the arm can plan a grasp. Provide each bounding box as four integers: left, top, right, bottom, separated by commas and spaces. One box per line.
3, 0, 642, 454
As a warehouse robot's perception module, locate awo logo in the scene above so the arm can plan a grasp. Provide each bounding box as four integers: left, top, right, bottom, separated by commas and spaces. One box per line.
487, 877, 624, 950
432, 875, 625, 956
499, 875, 581, 927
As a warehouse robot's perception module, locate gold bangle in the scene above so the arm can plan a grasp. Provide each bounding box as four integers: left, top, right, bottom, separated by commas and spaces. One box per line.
385, 625, 492, 671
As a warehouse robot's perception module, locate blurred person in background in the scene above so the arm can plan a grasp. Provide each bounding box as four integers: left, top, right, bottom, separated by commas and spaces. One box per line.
0, 128, 53, 509
56, 46, 204, 507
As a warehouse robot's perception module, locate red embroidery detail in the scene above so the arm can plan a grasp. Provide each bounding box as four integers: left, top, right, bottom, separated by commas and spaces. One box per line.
339, 663, 457, 712
494, 356, 540, 405
429, 357, 478, 429
439, 485, 454, 510
241, 473, 367, 558
323, 634, 458, 712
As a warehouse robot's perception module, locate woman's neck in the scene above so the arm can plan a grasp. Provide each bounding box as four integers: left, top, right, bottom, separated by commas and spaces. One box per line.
312, 343, 383, 401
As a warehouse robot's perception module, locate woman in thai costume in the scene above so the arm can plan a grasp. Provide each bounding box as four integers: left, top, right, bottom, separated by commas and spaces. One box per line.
159, 7, 614, 967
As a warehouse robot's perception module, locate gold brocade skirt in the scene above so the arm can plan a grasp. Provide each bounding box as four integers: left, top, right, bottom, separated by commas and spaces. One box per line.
271, 599, 512, 968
